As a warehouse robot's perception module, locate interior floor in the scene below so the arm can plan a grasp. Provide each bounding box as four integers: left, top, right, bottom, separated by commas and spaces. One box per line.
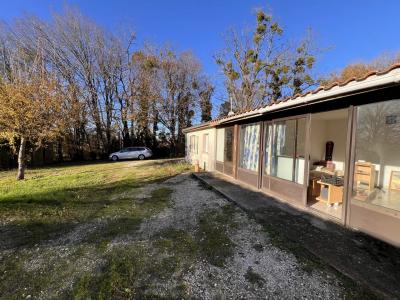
308, 198, 343, 219
356, 189, 400, 212
307, 108, 348, 220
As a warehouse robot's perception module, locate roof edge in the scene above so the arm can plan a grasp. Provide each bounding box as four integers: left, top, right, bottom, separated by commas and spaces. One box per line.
183, 63, 400, 132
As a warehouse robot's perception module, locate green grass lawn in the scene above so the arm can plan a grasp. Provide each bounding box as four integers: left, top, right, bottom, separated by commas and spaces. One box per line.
0, 159, 201, 299
0, 159, 189, 221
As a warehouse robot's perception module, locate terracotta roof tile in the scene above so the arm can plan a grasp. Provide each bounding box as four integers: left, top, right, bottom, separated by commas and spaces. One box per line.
339, 77, 356, 86
311, 87, 324, 94
357, 71, 377, 82
324, 82, 339, 91
185, 63, 400, 131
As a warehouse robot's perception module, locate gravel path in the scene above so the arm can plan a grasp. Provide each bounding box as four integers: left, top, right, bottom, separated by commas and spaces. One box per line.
139, 173, 344, 299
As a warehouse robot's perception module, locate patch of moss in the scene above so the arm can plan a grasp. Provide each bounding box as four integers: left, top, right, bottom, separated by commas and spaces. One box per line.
196, 204, 238, 267
84, 187, 173, 248
0, 246, 95, 300
85, 217, 143, 246
244, 267, 265, 287
154, 228, 198, 259
1, 220, 73, 249
69, 204, 241, 298
261, 223, 380, 299
71, 244, 189, 299
253, 243, 264, 252
141, 187, 173, 214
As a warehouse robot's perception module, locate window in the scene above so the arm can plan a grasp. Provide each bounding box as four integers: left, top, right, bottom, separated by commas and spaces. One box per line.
271, 120, 295, 181
271, 118, 306, 183
295, 118, 306, 184
194, 136, 198, 154
216, 128, 224, 162
189, 135, 198, 154
264, 123, 272, 175
239, 123, 260, 171
203, 134, 209, 153
224, 127, 234, 162
352, 100, 400, 212
189, 136, 193, 152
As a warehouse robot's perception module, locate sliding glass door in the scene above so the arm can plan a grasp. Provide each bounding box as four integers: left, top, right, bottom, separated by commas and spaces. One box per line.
348, 99, 400, 245
261, 117, 307, 203
237, 122, 261, 187
239, 123, 260, 172
223, 126, 234, 176
271, 120, 296, 181
270, 118, 306, 184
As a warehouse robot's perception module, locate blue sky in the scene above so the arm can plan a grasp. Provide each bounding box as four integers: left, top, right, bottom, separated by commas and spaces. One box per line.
2, 0, 400, 113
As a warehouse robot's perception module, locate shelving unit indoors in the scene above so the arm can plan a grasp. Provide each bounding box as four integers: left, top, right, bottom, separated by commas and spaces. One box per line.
354, 162, 375, 201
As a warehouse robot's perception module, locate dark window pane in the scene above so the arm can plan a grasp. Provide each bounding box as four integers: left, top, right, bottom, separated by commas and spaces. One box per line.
225, 127, 234, 162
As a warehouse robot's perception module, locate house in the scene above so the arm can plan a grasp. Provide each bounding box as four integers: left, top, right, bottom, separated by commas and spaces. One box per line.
184, 64, 400, 247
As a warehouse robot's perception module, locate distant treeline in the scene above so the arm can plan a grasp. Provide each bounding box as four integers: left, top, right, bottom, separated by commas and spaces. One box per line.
0, 7, 213, 172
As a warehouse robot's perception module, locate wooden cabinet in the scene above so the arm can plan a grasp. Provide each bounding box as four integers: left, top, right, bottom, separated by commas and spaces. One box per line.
354, 162, 375, 201
355, 162, 375, 190
316, 181, 343, 205
309, 178, 321, 197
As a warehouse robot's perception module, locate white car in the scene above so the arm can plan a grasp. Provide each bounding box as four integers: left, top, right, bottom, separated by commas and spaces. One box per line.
109, 147, 152, 161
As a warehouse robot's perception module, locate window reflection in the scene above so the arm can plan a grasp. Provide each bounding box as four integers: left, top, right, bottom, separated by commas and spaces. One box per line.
271, 118, 306, 183
352, 100, 400, 212
224, 127, 234, 163
216, 128, 225, 162
264, 124, 272, 175
239, 123, 260, 171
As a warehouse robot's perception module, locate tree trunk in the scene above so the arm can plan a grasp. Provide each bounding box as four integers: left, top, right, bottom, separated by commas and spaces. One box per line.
57, 138, 64, 162
17, 137, 26, 180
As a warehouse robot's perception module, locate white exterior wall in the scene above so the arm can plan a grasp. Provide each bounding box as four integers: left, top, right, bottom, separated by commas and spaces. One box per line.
310, 114, 348, 172
185, 128, 216, 171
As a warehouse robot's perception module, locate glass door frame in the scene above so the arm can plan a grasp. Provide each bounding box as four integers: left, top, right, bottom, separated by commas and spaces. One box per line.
259, 114, 310, 206
343, 105, 356, 224
260, 120, 272, 191
304, 106, 354, 223
236, 121, 262, 187
345, 102, 400, 246
223, 125, 235, 177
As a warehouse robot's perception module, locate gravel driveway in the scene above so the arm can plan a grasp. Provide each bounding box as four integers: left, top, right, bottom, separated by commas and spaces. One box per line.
137, 173, 344, 299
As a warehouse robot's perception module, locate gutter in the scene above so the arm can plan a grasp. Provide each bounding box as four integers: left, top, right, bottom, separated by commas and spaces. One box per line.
183, 122, 214, 134
218, 68, 400, 125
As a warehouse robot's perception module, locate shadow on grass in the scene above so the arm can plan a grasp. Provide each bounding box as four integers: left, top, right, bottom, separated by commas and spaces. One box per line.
0, 171, 178, 251
1, 157, 186, 173
0, 175, 160, 206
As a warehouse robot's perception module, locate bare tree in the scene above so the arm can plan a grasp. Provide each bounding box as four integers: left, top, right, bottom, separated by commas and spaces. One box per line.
320, 52, 400, 86
0, 7, 213, 172
216, 9, 317, 112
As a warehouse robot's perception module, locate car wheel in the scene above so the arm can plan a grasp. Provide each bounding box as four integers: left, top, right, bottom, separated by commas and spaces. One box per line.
111, 155, 119, 161
138, 154, 145, 160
